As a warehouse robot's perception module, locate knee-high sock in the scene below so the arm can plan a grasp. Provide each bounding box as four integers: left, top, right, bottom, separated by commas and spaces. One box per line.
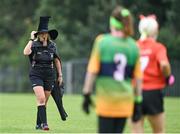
38, 105, 47, 124
36, 107, 41, 125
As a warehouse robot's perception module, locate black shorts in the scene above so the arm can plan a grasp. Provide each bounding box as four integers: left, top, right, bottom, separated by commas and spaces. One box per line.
98, 116, 127, 133
142, 89, 164, 115
29, 67, 55, 91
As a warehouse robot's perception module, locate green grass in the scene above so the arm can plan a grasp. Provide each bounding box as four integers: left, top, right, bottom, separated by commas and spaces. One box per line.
0, 93, 180, 133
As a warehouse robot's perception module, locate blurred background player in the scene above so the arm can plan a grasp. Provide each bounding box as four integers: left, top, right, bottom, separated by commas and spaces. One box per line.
131, 15, 175, 133
82, 6, 142, 133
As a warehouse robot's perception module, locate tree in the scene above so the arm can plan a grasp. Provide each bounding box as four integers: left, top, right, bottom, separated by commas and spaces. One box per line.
0, 0, 180, 67
0, 0, 39, 67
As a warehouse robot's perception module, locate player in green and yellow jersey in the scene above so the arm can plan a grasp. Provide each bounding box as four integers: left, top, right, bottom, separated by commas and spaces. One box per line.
82, 6, 142, 133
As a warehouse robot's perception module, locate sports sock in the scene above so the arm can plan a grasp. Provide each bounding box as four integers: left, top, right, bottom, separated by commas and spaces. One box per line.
38, 105, 47, 124
36, 107, 41, 125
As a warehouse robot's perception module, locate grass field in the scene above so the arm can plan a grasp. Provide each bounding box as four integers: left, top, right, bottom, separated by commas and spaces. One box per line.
0, 93, 180, 133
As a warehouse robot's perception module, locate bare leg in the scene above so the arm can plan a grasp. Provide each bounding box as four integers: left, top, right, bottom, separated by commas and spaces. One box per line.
33, 86, 46, 106
45, 90, 51, 106
131, 116, 144, 133
147, 113, 165, 133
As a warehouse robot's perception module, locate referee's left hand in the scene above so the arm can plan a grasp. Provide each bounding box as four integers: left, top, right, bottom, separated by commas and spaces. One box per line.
57, 76, 63, 86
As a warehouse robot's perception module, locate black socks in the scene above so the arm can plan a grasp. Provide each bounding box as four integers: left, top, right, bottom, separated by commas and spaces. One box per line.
36, 107, 41, 125
37, 105, 47, 124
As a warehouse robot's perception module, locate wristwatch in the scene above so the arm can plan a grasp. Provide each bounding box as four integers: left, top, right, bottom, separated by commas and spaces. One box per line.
29, 39, 34, 41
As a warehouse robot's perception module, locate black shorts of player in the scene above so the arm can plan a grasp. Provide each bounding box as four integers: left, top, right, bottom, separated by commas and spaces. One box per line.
142, 89, 164, 115
98, 116, 127, 133
29, 67, 55, 91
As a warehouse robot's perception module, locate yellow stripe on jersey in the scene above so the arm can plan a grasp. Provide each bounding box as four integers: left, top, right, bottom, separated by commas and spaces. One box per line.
87, 35, 103, 74
133, 58, 143, 79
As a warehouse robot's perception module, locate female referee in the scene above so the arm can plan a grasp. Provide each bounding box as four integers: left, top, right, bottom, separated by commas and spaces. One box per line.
23, 16, 62, 131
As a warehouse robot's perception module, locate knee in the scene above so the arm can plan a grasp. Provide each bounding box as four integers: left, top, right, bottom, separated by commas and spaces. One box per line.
38, 96, 46, 105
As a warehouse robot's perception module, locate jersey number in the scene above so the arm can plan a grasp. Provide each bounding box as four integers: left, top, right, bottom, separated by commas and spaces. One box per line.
113, 53, 127, 81
140, 56, 149, 72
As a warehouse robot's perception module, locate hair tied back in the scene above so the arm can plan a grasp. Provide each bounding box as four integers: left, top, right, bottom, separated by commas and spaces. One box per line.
121, 9, 130, 17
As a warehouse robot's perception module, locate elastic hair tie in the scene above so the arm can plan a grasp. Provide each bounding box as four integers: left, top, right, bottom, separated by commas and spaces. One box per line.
121, 9, 130, 17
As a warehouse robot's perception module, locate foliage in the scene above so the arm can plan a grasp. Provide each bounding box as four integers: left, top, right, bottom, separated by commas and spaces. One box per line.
0, 0, 39, 67
0, 0, 180, 68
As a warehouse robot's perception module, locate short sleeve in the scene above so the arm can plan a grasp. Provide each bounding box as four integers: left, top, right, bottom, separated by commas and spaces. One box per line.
48, 42, 59, 59
87, 35, 102, 74
156, 44, 169, 63
28, 42, 36, 63
53, 44, 59, 58
133, 57, 143, 79
31, 42, 36, 52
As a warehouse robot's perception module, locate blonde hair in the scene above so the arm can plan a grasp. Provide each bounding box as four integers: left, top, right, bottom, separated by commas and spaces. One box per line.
37, 32, 51, 41
138, 15, 159, 39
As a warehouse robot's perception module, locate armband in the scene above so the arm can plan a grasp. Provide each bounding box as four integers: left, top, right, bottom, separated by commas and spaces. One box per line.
166, 74, 175, 86
135, 96, 143, 103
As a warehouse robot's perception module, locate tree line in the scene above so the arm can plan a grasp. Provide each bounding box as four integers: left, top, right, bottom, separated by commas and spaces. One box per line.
0, 0, 180, 69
